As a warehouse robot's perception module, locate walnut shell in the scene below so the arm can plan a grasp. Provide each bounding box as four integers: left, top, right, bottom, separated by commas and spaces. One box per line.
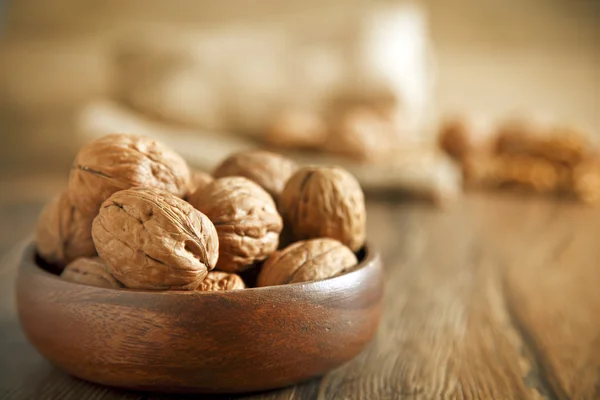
257, 238, 357, 286
264, 108, 328, 149
35, 191, 96, 267
69, 133, 191, 215
92, 187, 218, 290
438, 114, 494, 160
190, 169, 213, 192
197, 271, 245, 292
188, 177, 283, 273
573, 156, 600, 204
61, 257, 122, 288
496, 118, 589, 165
279, 166, 366, 252
212, 150, 297, 202
324, 107, 396, 162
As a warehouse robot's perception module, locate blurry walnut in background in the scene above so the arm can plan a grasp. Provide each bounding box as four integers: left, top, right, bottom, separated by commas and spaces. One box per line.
257, 238, 357, 287
572, 156, 600, 204
69, 133, 191, 215
279, 166, 366, 252
92, 187, 219, 290
496, 118, 589, 165
61, 257, 122, 289
115, 44, 224, 130
213, 150, 297, 202
35, 192, 97, 268
463, 154, 569, 193
264, 108, 328, 149
197, 271, 245, 292
324, 107, 397, 162
189, 177, 283, 273
186, 169, 213, 198
438, 114, 495, 161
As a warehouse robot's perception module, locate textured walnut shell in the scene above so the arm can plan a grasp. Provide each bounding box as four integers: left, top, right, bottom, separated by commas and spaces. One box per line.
92, 187, 218, 290
197, 271, 245, 292
69, 133, 191, 215
189, 177, 283, 273
35, 191, 97, 268
212, 150, 297, 202
279, 166, 366, 252
257, 238, 357, 287
61, 257, 122, 289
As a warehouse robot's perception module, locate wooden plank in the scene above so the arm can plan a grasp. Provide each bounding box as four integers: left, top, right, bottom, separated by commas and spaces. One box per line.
318, 196, 537, 399
496, 199, 600, 400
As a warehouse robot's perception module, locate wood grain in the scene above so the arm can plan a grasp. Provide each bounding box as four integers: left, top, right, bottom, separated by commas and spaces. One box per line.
1, 190, 600, 399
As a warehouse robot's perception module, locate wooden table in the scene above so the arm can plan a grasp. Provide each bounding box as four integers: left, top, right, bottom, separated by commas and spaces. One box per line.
0, 190, 599, 400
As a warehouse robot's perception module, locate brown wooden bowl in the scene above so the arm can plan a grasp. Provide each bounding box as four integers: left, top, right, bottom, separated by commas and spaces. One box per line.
16, 242, 383, 394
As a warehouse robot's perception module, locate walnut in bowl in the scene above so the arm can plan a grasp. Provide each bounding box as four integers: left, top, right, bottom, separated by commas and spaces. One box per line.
35, 191, 96, 268
92, 187, 219, 290
212, 150, 297, 202
188, 177, 283, 273
279, 166, 366, 252
69, 133, 191, 215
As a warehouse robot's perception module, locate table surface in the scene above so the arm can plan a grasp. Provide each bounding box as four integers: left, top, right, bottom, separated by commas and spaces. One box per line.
0, 182, 598, 400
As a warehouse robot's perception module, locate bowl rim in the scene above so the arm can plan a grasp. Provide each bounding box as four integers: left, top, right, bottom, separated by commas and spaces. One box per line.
21, 242, 380, 296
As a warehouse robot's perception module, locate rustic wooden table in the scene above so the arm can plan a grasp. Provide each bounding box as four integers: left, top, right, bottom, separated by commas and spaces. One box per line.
0, 184, 598, 400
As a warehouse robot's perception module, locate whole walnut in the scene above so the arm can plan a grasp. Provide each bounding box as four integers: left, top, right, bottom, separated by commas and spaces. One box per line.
188, 177, 283, 273
279, 166, 366, 252
188, 169, 213, 194
92, 187, 218, 290
212, 150, 297, 202
61, 257, 122, 289
438, 114, 494, 160
257, 238, 357, 286
264, 108, 328, 149
36, 191, 96, 267
197, 271, 245, 292
325, 107, 396, 162
572, 156, 600, 204
69, 133, 191, 215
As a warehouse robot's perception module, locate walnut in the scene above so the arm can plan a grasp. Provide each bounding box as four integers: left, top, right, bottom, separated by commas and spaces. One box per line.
257, 238, 357, 286
279, 166, 366, 252
186, 169, 213, 198
92, 187, 218, 290
35, 191, 96, 267
212, 150, 297, 202
188, 177, 283, 273
324, 107, 396, 162
438, 114, 494, 160
69, 133, 191, 215
496, 119, 589, 165
197, 271, 245, 292
61, 257, 122, 289
463, 154, 569, 193
572, 156, 600, 204
264, 108, 327, 149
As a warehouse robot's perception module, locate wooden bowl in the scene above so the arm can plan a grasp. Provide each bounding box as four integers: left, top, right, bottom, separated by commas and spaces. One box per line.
16, 243, 383, 394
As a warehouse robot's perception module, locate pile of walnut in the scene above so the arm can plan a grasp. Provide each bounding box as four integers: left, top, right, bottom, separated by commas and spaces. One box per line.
35, 134, 367, 291
438, 116, 600, 204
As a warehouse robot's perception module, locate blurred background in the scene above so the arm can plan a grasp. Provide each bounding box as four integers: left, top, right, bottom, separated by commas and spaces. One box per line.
0, 0, 598, 200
